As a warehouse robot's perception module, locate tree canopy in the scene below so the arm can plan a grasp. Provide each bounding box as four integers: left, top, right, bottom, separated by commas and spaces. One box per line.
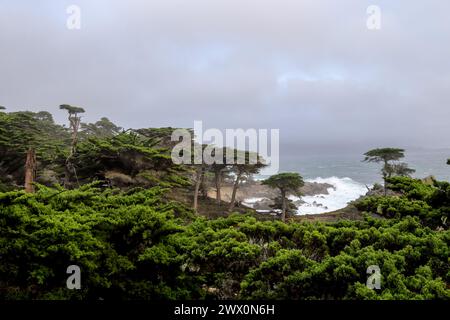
262, 172, 304, 194
262, 172, 304, 222
80, 117, 122, 139
59, 104, 85, 115
363, 148, 405, 164
363, 147, 414, 195
0, 108, 449, 301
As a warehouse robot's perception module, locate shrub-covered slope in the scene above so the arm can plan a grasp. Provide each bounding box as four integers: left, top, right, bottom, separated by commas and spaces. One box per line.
1, 177, 448, 300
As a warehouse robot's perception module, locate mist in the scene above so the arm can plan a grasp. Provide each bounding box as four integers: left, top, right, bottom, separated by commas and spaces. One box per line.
1, 0, 450, 153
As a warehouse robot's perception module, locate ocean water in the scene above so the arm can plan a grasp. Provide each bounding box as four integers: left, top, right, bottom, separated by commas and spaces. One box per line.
258, 148, 450, 215
289, 177, 368, 215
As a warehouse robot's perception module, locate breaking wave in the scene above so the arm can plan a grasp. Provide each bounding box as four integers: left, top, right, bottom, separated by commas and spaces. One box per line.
290, 176, 368, 215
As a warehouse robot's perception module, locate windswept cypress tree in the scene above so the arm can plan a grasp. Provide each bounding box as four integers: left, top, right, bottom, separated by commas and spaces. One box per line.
363, 148, 414, 195
228, 150, 266, 212
262, 172, 304, 222
59, 104, 85, 187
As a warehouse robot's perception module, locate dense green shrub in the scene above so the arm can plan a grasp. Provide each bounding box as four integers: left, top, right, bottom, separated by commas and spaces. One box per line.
0, 179, 449, 300
356, 177, 449, 228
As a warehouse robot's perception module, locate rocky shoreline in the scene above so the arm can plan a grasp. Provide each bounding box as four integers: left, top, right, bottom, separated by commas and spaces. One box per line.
207, 180, 335, 211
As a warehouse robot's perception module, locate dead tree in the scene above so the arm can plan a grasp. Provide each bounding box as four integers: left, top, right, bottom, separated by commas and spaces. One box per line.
24, 148, 36, 193
59, 104, 85, 187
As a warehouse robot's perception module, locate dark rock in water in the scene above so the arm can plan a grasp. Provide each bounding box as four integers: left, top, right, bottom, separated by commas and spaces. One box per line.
312, 201, 324, 207
301, 182, 334, 196
252, 198, 274, 210
293, 199, 305, 206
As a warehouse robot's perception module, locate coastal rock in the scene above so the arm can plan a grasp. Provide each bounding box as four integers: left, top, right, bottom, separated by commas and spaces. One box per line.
252, 198, 274, 210
207, 180, 334, 204
301, 182, 334, 196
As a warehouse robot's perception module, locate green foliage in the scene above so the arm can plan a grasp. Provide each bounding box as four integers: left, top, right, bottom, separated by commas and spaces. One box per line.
363, 148, 405, 163
0, 108, 193, 190
80, 117, 122, 139
0, 184, 193, 300
262, 172, 304, 195
387, 176, 436, 200
59, 104, 85, 115
72, 131, 189, 188
134, 127, 183, 148
363, 148, 414, 194
262, 172, 304, 220
1, 109, 449, 301
1, 183, 448, 300
0, 110, 69, 186
385, 162, 416, 178
356, 177, 449, 228
240, 216, 449, 300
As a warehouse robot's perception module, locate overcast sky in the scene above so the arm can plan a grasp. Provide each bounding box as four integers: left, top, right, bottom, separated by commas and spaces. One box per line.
1, 0, 449, 153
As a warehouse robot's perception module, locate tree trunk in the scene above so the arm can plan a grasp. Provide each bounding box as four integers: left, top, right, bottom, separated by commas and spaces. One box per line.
228, 172, 242, 211
64, 161, 72, 188
64, 114, 81, 188
200, 169, 207, 199
215, 170, 222, 205
193, 167, 203, 212
24, 148, 36, 193
281, 190, 287, 222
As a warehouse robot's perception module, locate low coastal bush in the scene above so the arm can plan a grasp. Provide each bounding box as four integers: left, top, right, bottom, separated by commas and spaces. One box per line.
1, 178, 449, 300
356, 176, 449, 228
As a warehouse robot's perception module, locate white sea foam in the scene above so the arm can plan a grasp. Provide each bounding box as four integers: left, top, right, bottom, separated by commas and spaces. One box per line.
242, 197, 266, 205
291, 177, 368, 215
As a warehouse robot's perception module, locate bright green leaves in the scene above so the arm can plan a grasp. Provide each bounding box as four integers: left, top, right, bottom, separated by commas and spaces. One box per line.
0, 178, 449, 300
356, 177, 450, 228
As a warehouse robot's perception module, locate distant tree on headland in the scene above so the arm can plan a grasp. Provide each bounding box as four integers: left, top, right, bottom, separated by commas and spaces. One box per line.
363, 148, 415, 195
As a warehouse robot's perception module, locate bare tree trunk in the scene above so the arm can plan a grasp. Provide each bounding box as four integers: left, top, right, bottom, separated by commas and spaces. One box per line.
228, 172, 242, 211
193, 167, 203, 212
382, 165, 387, 197
64, 114, 81, 188
64, 162, 72, 188
281, 190, 287, 222
383, 160, 388, 196
200, 169, 207, 199
24, 148, 36, 193
215, 170, 222, 205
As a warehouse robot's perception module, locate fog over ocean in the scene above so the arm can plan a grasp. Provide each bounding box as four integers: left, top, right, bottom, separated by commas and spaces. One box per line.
280, 148, 450, 184
252, 147, 450, 214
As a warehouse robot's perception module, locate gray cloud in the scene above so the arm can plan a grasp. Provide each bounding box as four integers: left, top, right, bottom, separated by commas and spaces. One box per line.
1, 0, 449, 152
